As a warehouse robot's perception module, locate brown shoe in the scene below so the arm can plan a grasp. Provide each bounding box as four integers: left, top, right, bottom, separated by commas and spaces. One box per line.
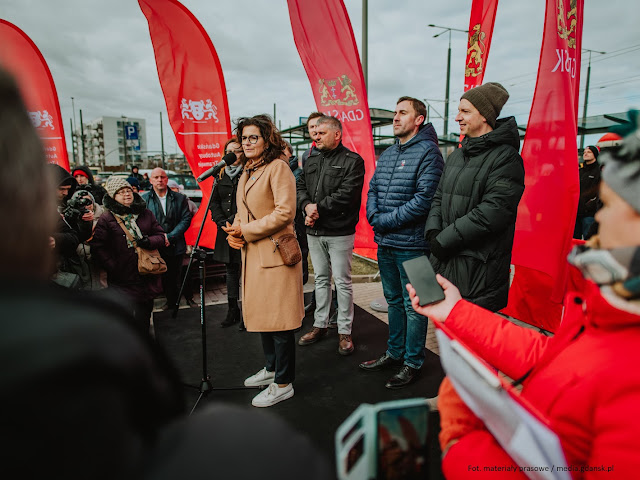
298, 327, 328, 346
338, 334, 354, 355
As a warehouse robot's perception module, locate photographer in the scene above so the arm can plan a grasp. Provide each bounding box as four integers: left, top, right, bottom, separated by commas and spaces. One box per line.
69, 189, 105, 289
48, 164, 95, 288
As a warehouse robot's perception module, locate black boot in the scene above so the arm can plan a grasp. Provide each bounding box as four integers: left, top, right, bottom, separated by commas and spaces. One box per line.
221, 299, 240, 328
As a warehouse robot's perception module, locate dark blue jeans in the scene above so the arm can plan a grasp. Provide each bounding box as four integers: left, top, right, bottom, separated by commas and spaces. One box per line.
377, 246, 429, 369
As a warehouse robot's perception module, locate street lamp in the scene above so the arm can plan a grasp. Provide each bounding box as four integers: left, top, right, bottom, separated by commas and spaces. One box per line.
428, 24, 468, 141
580, 48, 606, 150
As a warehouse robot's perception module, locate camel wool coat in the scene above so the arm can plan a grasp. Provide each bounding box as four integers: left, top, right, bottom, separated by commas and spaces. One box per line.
234, 158, 304, 332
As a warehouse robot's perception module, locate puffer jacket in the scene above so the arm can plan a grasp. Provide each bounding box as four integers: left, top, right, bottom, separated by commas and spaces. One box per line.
577, 160, 601, 217
424, 117, 525, 311
366, 123, 443, 249
440, 267, 640, 479
296, 143, 365, 237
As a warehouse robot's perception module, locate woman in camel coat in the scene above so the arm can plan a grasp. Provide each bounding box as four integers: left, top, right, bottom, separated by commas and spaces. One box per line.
224, 114, 304, 408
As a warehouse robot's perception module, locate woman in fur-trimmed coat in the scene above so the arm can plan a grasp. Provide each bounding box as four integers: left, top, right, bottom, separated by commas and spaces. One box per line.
92, 176, 166, 334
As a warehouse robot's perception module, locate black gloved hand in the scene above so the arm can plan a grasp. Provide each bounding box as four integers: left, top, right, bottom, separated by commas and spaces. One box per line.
137, 235, 152, 249
429, 238, 449, 261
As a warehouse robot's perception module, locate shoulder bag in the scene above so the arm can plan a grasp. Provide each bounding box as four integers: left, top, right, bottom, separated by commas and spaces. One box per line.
242, 199, 302, 267
115, 216, 168, 275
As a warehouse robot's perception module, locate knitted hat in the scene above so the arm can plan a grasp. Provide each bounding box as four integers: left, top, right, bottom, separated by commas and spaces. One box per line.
126, 176, 140, 189
72, 168, 89, 179
104, 176, 132, 198
585, 145, 600, 160
167, 179, 179, 190
601, 110, 640, 213
460, 82, 509, 128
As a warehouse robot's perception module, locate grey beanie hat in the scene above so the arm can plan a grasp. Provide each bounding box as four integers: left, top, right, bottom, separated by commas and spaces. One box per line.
601, 110, 640, 214
104, 176, 133, 198
460, 82, 509, 128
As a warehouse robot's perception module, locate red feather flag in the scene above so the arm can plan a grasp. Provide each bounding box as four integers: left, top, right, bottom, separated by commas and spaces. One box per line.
502, 0, 584, 331
0, 20, 69, 170
287, 0, 377, 259
139, 0, 232, 248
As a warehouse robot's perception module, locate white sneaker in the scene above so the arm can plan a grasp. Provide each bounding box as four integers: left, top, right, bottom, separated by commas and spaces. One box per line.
244, 368, 276, 387
251, 383, 294, 408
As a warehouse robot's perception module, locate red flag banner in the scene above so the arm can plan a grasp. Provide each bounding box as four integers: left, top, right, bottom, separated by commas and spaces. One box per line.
502, 0, 583, 331
139, 0, 231, 249
463, 0, 499, 92
287, 0, 376, 259
0, 20, 69, 170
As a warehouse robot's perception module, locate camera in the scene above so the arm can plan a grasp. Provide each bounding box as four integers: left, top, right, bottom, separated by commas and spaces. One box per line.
64, 194, 92, 222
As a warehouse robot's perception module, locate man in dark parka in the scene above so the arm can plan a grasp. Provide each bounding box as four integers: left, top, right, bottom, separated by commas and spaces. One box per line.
425, 82, 525, 312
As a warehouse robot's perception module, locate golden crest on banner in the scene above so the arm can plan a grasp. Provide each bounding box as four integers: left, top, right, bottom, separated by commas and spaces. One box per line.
556, 0, 577, 48
318, 74, 360, 106
465, 23, 486, 78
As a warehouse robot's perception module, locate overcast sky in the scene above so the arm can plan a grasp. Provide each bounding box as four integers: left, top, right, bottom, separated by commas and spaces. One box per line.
3, 0, 639, 157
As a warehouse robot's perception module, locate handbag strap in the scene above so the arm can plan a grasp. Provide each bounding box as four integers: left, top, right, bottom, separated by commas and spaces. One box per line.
242, 198, 297, 252
114, 214, 138, 247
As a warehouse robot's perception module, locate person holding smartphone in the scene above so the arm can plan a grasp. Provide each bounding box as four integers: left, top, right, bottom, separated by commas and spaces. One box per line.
407, 114, 640, 478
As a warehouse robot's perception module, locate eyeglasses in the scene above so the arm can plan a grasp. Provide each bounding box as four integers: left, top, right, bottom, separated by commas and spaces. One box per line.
241, 135, 262, 144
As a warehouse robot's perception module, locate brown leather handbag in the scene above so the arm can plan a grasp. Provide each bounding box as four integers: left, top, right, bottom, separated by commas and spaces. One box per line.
243, 199, 302, 267
115, 216, 168, 275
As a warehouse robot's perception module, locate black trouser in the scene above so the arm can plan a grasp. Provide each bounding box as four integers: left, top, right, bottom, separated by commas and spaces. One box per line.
261, 330, 296, 384
162, 254, 182, 306
225, 262, 240, 300
132, 299, 154, 336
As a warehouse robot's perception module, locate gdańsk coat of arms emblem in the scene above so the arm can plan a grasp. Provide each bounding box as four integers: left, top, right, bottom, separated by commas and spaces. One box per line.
181, 98, 219, 122
318, 74, 359, 107
29, 110, 54, 130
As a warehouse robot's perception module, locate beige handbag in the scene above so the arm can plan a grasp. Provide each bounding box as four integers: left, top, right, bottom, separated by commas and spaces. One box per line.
115, 216, 168, 275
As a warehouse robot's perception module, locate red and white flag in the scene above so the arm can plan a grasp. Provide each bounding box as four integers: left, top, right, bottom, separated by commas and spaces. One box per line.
0, 20, 69, 170
139, 0, 232, 248
503, 0, 584, 331
287, 0, 376, 259
463, 0, 499, 92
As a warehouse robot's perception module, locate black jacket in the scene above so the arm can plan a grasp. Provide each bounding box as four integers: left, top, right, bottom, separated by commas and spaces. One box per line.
142, 189, 193, 256
210, 170, 241, 264
424, 117, 525, 312
296, 143, 365, 236
577, 160, 601, 217
71, 165, 107, 205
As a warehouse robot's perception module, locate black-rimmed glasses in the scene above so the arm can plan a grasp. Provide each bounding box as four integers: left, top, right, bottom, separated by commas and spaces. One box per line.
241, 135, 262, 144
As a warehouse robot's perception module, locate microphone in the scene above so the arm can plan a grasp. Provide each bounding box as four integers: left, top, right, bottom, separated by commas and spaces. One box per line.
196, 152, 237, 182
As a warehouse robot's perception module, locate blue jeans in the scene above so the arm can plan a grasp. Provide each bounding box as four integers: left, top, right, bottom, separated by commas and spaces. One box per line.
377, 246, 429, 369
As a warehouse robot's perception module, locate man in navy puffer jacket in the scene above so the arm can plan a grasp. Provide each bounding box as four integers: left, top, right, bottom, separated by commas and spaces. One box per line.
360, 97, 444, 389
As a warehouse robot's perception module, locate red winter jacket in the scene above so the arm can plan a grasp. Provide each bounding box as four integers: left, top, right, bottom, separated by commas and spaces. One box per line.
441, 268, 640, 479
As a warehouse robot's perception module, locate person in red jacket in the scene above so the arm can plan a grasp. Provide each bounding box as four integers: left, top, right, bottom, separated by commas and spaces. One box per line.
408, 110, 640, 478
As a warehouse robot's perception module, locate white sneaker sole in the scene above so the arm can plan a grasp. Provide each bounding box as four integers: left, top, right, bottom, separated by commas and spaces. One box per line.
251, 387, 294, 407
244, 375, 275, 387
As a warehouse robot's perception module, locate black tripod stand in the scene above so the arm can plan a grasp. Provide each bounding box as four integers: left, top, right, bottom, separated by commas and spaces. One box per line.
173, 176, 257, 415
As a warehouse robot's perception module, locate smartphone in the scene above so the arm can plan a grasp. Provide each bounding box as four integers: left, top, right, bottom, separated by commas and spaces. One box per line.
335, 398, 430, 480
376, 403, 430, 480
402, 255, 445, 306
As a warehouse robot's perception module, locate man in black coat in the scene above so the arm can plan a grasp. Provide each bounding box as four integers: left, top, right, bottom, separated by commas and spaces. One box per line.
296, 115, 365, 355
143, 167, 193, 310
574, 145, 601, 240
425, 82, 525, 312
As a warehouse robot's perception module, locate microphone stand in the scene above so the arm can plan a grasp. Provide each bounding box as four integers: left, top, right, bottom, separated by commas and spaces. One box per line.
173, 174, 258, 415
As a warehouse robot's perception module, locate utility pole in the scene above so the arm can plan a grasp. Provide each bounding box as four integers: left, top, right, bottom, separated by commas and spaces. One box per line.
362, 0, 368, 88
71, 97, 78, 164
428, 24, 468, 141
70, 118, 77, 167
580, 48, 606, 150
160, 111, 166, 169
122, 116, 128, 169
79, 109, 86, 165
273, 103, 277, 125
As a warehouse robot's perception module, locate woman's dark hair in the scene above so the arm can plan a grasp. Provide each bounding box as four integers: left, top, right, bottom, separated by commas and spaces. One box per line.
234, 114, 286, 165
223, 136, 239, 153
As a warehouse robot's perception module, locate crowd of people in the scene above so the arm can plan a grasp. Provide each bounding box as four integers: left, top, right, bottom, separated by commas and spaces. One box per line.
3, 55, 640, 477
